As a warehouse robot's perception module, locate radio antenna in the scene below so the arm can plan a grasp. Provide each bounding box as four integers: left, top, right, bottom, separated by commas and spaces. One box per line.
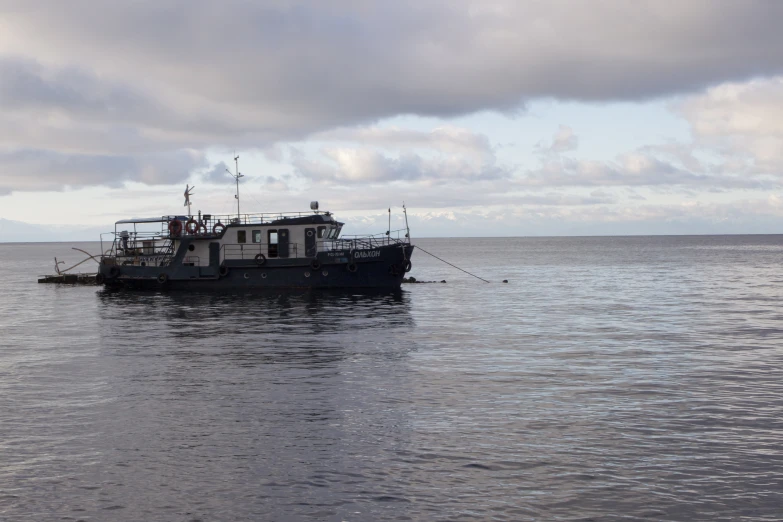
402, 202, 410, 240
226, 155, 244, 223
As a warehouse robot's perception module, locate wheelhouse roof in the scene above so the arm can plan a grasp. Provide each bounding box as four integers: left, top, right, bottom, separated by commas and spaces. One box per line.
268, 214, 338, 225
115, 217, 172, 224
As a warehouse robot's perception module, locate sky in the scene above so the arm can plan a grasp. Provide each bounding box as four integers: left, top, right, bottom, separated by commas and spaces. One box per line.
2, 0, 783, 240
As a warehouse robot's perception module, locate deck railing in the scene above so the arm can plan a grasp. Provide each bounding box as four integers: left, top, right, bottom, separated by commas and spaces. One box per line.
100, 231, 175, 261
221, 243, 301, 261
160, 211, 328, 229
334, 229, 409, 250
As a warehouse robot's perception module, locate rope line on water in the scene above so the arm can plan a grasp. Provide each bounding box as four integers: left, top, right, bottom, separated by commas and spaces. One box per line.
415, 245, 491, 283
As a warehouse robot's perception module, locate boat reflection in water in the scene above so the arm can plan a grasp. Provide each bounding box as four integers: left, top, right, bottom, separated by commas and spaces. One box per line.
98, 287, 412, 336
92, 288, 418, 520
98, 287, 413, 354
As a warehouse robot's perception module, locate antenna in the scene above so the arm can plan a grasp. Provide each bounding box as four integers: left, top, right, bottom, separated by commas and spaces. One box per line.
402, 202, 410, 240
184, 184, 195, 217
226, 155, 244, 222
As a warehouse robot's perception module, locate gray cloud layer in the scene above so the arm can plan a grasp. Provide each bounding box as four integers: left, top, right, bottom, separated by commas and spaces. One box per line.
0, 149, 205, 194
6, 1, 783, 115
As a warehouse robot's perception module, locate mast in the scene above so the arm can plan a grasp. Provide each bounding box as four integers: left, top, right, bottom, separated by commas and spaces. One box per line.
184, 185, 194, 217
226, 155, 244, 222
403, 202, 410, 241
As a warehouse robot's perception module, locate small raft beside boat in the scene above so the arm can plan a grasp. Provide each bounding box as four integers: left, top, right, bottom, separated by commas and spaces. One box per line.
38, 273, 99, 285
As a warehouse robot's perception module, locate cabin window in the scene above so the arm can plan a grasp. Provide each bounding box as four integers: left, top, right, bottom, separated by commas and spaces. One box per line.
317, 226, 327, 238
252, 230, 261, 243
327, 227, 336, 239
237, 230, 246, 244
268, 230, 278, 258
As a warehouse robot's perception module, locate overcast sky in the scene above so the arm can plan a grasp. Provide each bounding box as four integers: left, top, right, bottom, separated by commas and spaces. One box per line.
2, 0, 783, 239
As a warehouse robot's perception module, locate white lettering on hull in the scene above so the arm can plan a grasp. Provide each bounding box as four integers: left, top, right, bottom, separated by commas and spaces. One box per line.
354, 250, 381, 259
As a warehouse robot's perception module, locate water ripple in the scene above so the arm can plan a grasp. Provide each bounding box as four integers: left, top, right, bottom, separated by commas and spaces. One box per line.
1, 237, 783, 520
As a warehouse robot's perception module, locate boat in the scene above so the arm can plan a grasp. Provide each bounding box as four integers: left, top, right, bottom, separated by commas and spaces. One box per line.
97, 203, 413, 290
96, 162, 414, 290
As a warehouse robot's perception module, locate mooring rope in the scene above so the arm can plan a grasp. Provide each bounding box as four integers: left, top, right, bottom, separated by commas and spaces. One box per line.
414, 245, 491, 283
55, 248, 104, 275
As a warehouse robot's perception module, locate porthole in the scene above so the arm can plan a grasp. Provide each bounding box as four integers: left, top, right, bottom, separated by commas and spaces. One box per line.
244, 273, 250, 279
322, 270, 328, 276
306, 230, 314, 237
188, 244, 195, 251
304, 271, 311, 278
140, 261, 146, 267
261, 272, 267, 279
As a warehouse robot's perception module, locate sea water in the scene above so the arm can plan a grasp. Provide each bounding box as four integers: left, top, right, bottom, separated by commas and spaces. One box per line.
1, 236, 782, 521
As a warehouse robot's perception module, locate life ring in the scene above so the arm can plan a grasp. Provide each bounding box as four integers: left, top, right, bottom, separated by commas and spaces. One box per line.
219, 266, 229, 277
157, 273, 168, 284
196, 223, 207, 235
347, 262, 358, 273
185, 218, 199, 234
403, 260, 412, 273
168, 219, 182, 237
95, 273, 105, 284
310, 259, 321, 270
255, 253, 266, 266
212, 222, 226, 235
108, 266, 121, 279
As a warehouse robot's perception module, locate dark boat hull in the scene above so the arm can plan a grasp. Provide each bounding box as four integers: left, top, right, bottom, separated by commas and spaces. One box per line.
99, 244, 414, 290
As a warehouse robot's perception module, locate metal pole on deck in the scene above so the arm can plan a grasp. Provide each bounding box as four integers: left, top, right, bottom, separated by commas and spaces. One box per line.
227, 155, 244, 223
403, 202, 410, 241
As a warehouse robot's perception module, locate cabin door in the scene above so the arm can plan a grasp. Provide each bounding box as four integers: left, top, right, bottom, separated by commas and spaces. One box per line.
305, 228, 317, 257
278, 229, 289, 258
267, 230, 278, 258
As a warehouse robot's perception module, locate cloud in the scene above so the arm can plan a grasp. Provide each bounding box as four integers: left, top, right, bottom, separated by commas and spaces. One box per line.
536, 124, 578, 156
676, 77, 783, 176
549, 125, 579, 154
203, 161, 231, 184
293, 147, 507, 184
288, 125, 508, 184
522, 98, 783, 190
679, 78, 783, 138
521, 152, 769, 189
367, 196, 783, 236
0, 149, 206, 194
2, 1, 783, 141
314, 125, 495, 160
0, 56, 161, 123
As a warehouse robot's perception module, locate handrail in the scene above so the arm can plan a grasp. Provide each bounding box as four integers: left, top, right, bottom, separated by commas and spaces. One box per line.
339, 228, 408, 240
112, 211, 333, 227
102, 233, 175, 261
333, 237, 407, 250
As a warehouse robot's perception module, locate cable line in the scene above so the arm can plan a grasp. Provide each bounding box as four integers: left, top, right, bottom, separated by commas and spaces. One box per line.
415, 245, 491, 283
